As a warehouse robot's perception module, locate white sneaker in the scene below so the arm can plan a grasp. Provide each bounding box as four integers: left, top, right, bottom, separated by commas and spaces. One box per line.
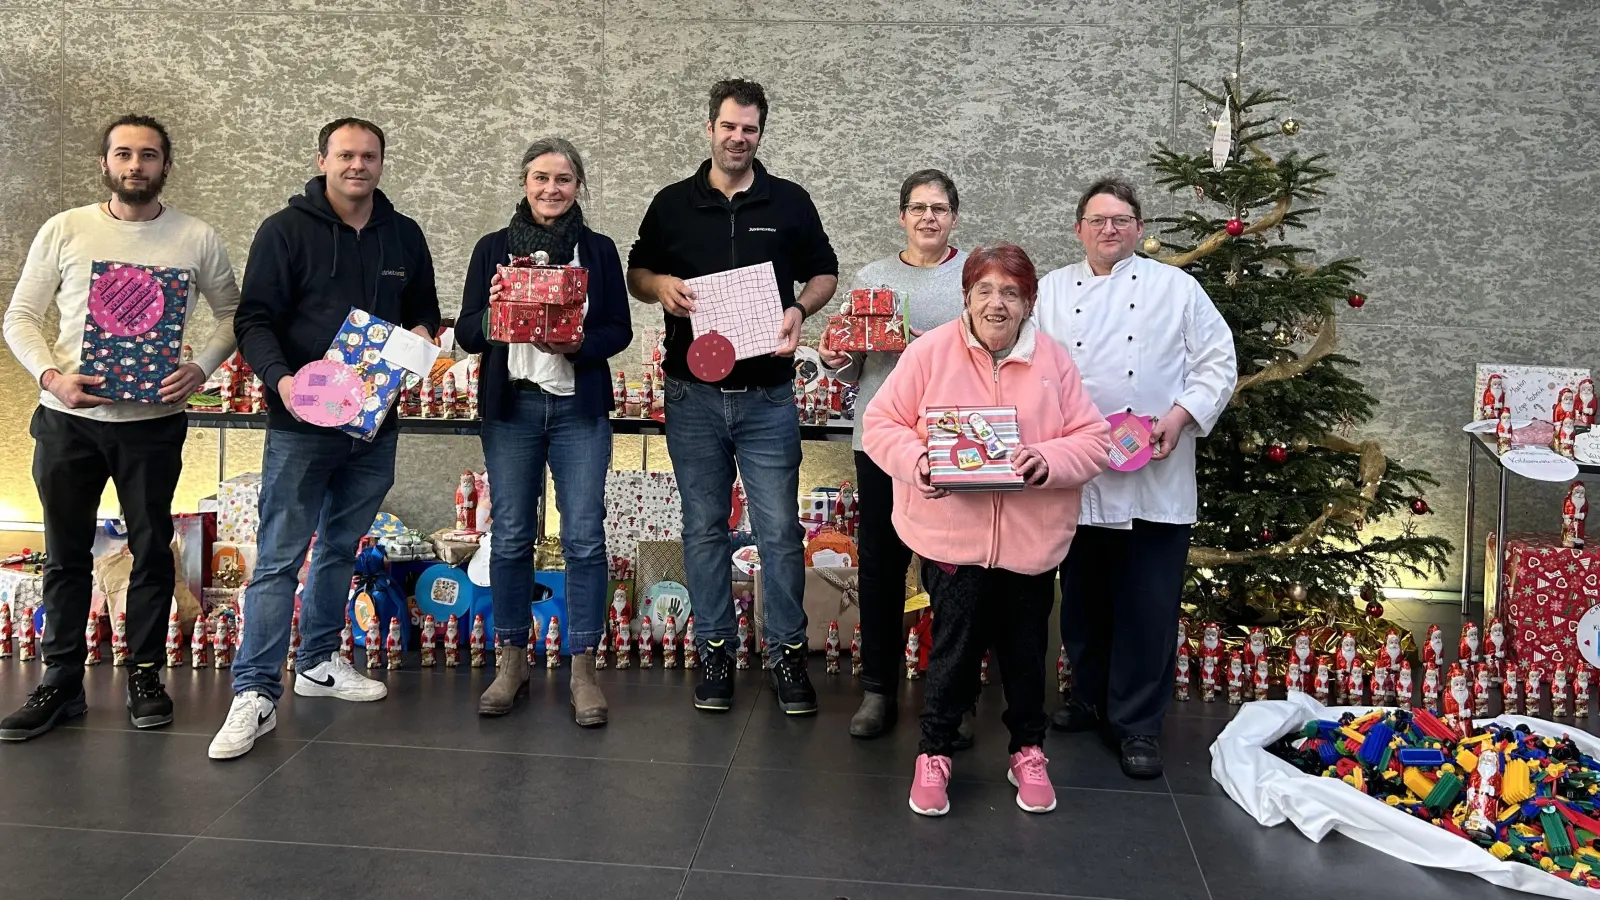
209, 691, 275, 760
294, 654, 389, 702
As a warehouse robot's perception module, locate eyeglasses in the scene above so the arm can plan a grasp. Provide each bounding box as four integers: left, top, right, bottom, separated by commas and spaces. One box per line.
904, 203, 953, 219
1080, 215, 1139, 231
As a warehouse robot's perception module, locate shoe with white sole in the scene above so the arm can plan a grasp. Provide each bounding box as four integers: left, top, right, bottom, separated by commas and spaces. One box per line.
209, 691, 275, 760
293, 655, 388, 702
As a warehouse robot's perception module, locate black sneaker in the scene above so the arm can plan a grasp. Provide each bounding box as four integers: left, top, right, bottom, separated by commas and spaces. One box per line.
127, 666, 174, 729
1051, 698, 1102, 733
769, 643, 818, 715
694, 640, 735, 712
1120, 735, 1164, 779
0, 683, 88, 741
951, 707, 977, 751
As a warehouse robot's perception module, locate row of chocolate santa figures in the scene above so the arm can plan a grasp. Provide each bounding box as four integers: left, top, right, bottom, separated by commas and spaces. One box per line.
1487, 374, 1596, 460
1144, 618, 1596, 718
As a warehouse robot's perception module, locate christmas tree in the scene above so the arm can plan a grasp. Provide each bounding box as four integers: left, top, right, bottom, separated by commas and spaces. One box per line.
1145, 69, 1453, 651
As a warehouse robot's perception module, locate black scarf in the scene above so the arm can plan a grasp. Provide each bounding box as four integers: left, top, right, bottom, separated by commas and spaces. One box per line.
508, 199, 584, 262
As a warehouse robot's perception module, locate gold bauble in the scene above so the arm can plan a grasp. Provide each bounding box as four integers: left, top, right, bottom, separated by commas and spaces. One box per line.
1271, 326, 1293, 347
1239, 432, 1262, 454
1288, 583, 1307, 603
1280, 118, 1301, 136
1290, 435, 1310, 453
1139, 235, 1162, 256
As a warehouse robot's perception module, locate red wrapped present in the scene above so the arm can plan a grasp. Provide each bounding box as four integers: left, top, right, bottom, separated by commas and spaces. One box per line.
1499, 532, 1600, 668
849, 287, 898, 317
490, 255, 588, 343
824, 314, 906, 353
866, 316, 906, 351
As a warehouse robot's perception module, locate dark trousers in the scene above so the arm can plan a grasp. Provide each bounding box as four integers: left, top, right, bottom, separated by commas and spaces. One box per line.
854, 450, 914, 695
31, 407, 186, 688
919, 561, 1054, 756
1059, 521, 1192, 739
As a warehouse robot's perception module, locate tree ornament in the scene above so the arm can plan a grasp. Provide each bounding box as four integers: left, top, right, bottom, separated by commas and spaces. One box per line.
1366, 600, 1385, 619
1347, 293, 1366, 308
1288, 583, 1307, 603
1139, 235, 1162, 256
1260, 527, 1274, 542
1194, 184, 1206, 201
1238, 433, 1261, 454
1267, 442, 1288, 464
1225, 218, 1245, 237
1290, 435, 1310, 453
1280, 118, 1301, 136
1410, 497, 1431, 515
1271, 326, 1293, 347
1359, 584, 1378, 604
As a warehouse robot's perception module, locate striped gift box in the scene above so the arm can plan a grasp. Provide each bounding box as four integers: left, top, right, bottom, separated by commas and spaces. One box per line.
924, 406, 1024, 492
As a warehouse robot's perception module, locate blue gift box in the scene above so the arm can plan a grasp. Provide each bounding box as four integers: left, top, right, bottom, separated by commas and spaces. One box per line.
322, 308, 407, 441
79, 261, 189, 403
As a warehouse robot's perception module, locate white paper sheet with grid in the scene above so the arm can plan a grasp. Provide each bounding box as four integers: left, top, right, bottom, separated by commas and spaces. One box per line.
686, 262, 784, 360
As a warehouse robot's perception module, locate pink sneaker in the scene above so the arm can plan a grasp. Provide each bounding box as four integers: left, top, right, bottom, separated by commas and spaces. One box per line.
1008, 747, 1057, 813
908, 753, 952, 816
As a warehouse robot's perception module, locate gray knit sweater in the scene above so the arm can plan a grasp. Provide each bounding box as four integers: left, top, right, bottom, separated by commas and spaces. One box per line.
833, 248, 968, 450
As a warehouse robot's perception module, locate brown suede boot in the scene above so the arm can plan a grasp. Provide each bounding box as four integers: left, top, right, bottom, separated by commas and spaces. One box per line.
478, 648, 529, 716
570, 650, 608, 727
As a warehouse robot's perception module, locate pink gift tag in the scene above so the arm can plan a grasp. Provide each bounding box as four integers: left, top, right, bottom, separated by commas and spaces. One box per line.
1105, 412, 1156, 471
687, 331, 736, 382
88, 265, 165, 336
290, 359, 364, 427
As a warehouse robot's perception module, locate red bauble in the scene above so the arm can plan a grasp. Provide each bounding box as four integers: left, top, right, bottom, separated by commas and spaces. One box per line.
1347, 293, 1366, 308
1225, 218, 1245, 237
1410, 497, 1431, 515
1267, 444, 1289, 464
1366, 600, 1384, 619
1259, 527, 1274, 542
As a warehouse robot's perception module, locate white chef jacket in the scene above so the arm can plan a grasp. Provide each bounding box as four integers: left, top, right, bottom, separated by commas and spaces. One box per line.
1034, 254, 1236, 527
507, 247, 586, 395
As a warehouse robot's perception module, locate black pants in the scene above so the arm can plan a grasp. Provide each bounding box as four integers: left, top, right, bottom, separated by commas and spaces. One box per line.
1059, 521, 1192, 739
854, 450, 914, 695
919, 561, 1054, 756
31, 407, 186, 687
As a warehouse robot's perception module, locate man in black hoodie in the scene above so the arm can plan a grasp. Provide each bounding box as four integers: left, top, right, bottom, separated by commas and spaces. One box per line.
210, 118, 439, 760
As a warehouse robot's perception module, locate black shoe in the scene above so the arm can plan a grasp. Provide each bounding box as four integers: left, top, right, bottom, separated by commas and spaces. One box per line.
951, 707, 977, 752
127, 666, 174, 729
694, 641, 735, 712
849, 691, 898, 738
0, 683, 88, 741
768, 643, 818, 715
1120, 735, 1163, 779
1051, 698, 1102, 733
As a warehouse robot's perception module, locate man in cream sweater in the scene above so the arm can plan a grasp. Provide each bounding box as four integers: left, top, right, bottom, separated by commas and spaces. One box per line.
1, 115, 240, 741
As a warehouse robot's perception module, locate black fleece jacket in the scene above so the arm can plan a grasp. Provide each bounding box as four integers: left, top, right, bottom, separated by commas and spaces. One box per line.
234, 176, 441, 434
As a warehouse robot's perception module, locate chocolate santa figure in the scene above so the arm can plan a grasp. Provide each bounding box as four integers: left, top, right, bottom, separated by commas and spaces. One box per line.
1174, 645, 1191, 701
441, 371, 457, 418
1577, 666, 1592, 717
980, 651, 991, 685
1443, 663, 1472, 719
824, 620, 840, 674
1577, 378, 1597, 426
1199, 621, 1222, 667
1253, 657, 1271, 699
419, 371, 434, 417
1502, 661, 1523, 715
420, 615, 437, 667
1422, 662, 1441, 712
19, 612, 36, 662
1344, 662, 1366, 706
1472, 663, 1493, 717
1371, 663, 1390, 706
1563, 480, 1588, 549
734, 616, 751, 670
1057, 644, 1070, 695
84, 617, 101, 665
1381, 630, 1403, 678
365, 621, 383, 669
163, 608, 181, 666
1495, 409, 1513, 454
545, 616, 561, 670
111, 611, 128, 667
1396, 659, 1414, 710
849, 622, 862, 677
1199, 653, 1219, 702
1313, 656, 1333, 705
1485, 617, 1508, 681
466, 357, 481, 419
247, 374, 264, 413
527, 618, 541, 669
610, 587, 631, 635
0, 602, 12, 659
191, 615, 209, 668
1461, 747, 1503, 841
1176, 618, 1192, 658
1481, 372, 1507, 420
904, 627, 921, 681
1225, 650, 1245, 705
638, 619, 654, 669
1242, 627, 1267, 699
662, 615, 678, 669
1290, 630, 1315, 677
1423, 624, 1444, 670
683, 616, 698, 669
444, 614, 460, 667
340, 612, 356, 665
385, 617, 403, 670
1555, 417, 1577, 459
1555, 386, 1577, 424
594, 618, 609, 670
615, 615, 633, 669
1552, 666, 1571, 717
213, 616, 233, 668
612, 370, 626, 414
1526, 664, 1545, 713
469, 615, 486, 668
1284, 657, 1304, 694
1461, 621, 1483, 667
1333, 632, 1362, 704
455, 471, 478, 533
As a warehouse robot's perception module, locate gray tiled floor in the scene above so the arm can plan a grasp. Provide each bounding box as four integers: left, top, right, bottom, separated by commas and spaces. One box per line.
0, 615, 1568, 899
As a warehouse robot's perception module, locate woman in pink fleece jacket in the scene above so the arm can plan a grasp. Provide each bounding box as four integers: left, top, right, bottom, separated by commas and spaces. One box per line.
864, 243, 1109, 817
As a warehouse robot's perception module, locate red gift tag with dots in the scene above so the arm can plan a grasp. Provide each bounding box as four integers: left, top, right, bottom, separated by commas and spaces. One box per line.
688, 331, 736, 382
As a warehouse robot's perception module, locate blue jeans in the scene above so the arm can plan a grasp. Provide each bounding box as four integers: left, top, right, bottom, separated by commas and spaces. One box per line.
482, 389, 610, 652
664, 377, 805, 648
232, 428, 398, 702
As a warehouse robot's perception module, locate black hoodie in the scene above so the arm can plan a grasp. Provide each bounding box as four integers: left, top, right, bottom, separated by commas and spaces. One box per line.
234, 176, 441, 434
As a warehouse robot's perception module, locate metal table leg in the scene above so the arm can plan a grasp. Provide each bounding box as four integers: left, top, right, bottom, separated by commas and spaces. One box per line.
1460, 436, 1476, 614
217, 428, 228, 486
1493, 463, 1509, 619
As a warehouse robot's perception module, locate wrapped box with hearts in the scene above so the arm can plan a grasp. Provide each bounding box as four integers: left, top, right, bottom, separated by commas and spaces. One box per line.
79, 260, 191, 403
1498, 532, 1600, 669
491, 253, 588, 344
924, 406, 1024, 492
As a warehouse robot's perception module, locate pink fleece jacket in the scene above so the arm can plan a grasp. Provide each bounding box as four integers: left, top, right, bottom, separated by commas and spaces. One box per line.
863, 316, 1111, 576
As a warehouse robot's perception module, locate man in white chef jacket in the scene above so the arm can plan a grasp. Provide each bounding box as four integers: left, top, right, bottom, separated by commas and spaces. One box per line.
1034, 176, 1236, 779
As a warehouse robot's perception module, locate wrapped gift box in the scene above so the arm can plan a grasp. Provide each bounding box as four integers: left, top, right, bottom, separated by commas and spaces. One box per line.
216, 472, 262, 543
754, 566, 861, 651
865, 316, 907, 351
491, 258, 588, 344
848, 287, 898, 317
824, 314, 906, 352
925, 406, 1025, 491
603, 471, 682, 579
322, 308, 430, 440
79, 261, 190, 403
1498, 532, 1600, 668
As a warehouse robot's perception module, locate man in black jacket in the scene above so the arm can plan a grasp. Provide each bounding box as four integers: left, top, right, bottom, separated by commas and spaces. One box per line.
210, 118, 439, 760
627, 78, 838, 715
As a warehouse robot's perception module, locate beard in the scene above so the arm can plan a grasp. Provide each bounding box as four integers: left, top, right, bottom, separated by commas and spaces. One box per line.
102, 168, 166, 205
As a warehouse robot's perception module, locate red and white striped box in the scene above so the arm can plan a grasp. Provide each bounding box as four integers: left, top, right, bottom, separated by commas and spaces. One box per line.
924, 406, 1024, 492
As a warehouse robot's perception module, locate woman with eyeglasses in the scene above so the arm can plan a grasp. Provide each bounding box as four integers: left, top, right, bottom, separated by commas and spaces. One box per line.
817, 169, 968, 742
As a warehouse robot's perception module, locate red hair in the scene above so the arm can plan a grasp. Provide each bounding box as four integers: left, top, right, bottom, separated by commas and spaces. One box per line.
962, 243, 1039, 302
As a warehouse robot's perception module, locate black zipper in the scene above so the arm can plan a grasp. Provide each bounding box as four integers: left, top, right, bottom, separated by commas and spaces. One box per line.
728, 206, 738, 268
